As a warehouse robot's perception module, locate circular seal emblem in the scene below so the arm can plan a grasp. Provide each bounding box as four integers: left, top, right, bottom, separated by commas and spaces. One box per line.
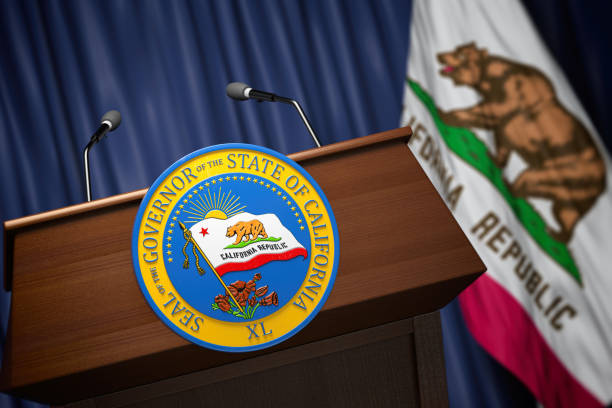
132, 144, 339, 352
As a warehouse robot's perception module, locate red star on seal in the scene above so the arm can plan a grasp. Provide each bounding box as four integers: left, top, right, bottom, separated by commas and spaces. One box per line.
200, 227, 209, 237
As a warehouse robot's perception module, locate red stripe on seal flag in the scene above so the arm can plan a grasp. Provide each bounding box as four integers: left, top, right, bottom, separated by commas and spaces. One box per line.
459, 275, 602, 408
216, 248, 308, 276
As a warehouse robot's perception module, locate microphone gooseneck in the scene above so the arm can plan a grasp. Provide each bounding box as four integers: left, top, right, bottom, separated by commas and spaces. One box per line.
83, 110, 122, 202
226, 82, 322, 148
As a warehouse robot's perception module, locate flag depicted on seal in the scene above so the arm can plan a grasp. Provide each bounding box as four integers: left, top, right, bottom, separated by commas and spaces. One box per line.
186, 212, 308, 276
132, 144, 339, 352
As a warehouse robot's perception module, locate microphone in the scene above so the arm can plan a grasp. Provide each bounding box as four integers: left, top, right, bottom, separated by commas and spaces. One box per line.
83, 110, 122, 202
226, 82, 322, 147
89, 110, 122, 144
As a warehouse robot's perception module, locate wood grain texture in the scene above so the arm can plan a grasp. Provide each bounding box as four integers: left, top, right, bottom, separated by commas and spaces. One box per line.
3, 127, 409, 291
66, 317, 448, 408
3, 127, 411, 238
415, 312, 449, 408
67, 319, 418, 408
1, 128, 484, 404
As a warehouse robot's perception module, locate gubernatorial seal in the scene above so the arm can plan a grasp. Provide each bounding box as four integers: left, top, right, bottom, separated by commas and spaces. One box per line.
132, 144, 339, 352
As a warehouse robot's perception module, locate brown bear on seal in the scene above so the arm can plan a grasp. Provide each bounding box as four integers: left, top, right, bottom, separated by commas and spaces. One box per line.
226, 220, 268, 245
437, 42, 605, 243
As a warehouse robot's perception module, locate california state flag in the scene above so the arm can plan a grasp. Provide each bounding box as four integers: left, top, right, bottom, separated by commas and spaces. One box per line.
189, 212, 307, 276
401, 1, 612, 406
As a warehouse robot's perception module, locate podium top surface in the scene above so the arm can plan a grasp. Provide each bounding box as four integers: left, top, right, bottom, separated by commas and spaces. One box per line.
3, 128, 412, 289
4, 128, 411, 230
1, 127, 485, 404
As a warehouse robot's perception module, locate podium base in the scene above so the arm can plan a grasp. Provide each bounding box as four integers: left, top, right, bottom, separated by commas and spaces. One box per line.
65, 313, 447, 408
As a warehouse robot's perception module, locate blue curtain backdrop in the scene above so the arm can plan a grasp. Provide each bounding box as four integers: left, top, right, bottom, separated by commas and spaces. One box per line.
0, 1, 609, 407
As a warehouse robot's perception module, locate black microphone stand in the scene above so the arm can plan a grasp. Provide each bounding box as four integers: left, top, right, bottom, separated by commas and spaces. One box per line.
227, 83, 322, 148
83, 123, 110, 202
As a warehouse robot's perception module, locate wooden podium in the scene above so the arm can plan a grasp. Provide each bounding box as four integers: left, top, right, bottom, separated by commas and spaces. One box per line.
1, 128, 484, 407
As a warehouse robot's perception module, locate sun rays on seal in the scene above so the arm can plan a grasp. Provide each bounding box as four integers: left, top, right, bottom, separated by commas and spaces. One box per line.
183, 187, 245, 223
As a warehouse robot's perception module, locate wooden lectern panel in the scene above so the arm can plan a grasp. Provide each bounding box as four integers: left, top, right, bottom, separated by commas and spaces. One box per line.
1, 127, 485, 404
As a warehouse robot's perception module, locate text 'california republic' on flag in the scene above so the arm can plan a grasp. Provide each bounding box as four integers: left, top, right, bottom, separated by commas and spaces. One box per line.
401, 1, 612, 406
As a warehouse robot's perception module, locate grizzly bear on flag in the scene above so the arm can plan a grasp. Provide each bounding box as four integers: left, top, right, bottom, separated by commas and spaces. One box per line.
437, 42, 606, 242
226, 219, 268, 245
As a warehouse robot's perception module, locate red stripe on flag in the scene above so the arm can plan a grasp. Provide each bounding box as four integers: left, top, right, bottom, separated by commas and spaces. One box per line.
216, 248, 308, 276
459, 275, 602, 407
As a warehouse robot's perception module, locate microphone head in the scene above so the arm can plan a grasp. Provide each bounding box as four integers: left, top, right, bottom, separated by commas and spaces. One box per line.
101, 110, 121, 131
226, 82, 250, 101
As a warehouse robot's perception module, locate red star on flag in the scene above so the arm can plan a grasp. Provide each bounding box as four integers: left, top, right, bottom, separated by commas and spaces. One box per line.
200, 227, 209, 237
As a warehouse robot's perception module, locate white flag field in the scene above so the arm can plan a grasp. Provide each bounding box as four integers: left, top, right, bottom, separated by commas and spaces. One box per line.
189, 212, 307, 276
401, 1, 612, 406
